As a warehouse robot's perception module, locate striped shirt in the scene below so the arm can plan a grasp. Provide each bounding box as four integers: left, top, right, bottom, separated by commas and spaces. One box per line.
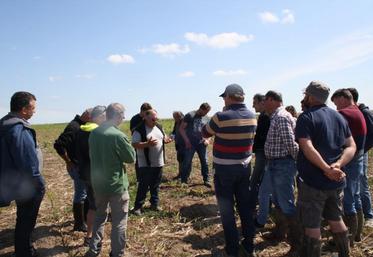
202, 104, 257, 167
264, 106, 298, 160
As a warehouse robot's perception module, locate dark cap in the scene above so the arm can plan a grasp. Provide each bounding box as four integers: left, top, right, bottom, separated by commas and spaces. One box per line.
219, 84, 245, 97
91, 105, 106, 119
305, 81, 330, 104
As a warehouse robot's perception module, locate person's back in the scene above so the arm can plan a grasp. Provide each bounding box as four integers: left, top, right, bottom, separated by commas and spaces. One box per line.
296, 105, 350, 190
209, 105, 256, 166
202, 84, 257, 256
89, 123, 135, 195
338, 105, 367, 155
86, 103, 135, 257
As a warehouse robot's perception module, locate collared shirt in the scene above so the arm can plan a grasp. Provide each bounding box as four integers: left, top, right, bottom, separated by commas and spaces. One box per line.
264, 106, 298, 160
202, 103, 257, 167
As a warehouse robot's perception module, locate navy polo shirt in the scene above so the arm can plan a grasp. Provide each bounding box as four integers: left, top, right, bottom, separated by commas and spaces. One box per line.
296, 105, 351, 190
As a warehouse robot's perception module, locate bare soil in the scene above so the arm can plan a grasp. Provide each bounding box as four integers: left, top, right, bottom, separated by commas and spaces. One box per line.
0, 124, 372, 257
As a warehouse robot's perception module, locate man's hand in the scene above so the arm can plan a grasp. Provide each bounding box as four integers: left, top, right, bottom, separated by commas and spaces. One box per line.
324, 166, 346, 182
147, 137, 158, 147
164, 136, 174, 144
203, 138, 210, 146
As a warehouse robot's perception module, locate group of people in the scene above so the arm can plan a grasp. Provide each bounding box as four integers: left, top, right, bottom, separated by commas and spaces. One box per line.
0, 81, 372, 257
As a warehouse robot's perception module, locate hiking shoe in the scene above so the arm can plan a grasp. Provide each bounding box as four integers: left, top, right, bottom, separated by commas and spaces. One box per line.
204, 181, 212, 188
365, 218, 373, 228
83, 237, 91, 247
239, 243, 256, 257
150, 205, 161, 211
131, 208, 142, 216
84, 249, 99, 257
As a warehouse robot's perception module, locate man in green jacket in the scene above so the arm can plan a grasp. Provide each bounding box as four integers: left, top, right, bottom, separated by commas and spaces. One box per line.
85, 103, 135, 257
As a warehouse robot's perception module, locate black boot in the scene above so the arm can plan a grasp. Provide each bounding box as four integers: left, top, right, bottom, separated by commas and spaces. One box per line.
300, 236, 321, 257
355, 210, 364, 242
287, 216, 303, 256
332, 231, 350, 257
73, 202, 87, 232
343, 214, 357, 247
263, 208, 288, 240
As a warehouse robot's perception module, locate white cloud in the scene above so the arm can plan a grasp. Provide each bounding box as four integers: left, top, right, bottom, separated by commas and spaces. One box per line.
179, 71, 195, 77
213, 69, 248, 76
185, 32, 254, 49
76, 74, 95, 80
259, 12, 279, 23
258, 9, 295, 24
139, 43, 190, 57
107, 54, 135, 64
281, 9, 295, 24
48, 76, 63, 82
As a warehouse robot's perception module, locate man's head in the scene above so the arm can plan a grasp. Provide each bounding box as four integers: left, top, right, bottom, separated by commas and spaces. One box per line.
331, 89, 354, 110
196, 102, 211, 117
302, 81, 330, 108
106, 103, 125, 126
91, 105, 106, 125
220, 84, 245, 107
172, 111, 184, 122
347, 87, 359, 104
252, 93, 265, 113
144, 109, 158, 128
81, 108, 93, 123
140, 102, 152, 117
10, 91, 37, 120
264, 90, 282, 114
285, 105, 297, 118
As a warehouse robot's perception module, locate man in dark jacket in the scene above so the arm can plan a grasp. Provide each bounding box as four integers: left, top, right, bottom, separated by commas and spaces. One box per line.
54, 109, 90, 231
75, 105, 106, 244
0, 91, 45, 257
171, 111, 185, 179
347, 88, 373, 230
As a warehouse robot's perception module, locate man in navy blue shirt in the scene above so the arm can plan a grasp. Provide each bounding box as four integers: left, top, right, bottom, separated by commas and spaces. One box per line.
296, 81, 356, 257
179, 103, 211, 187
0, 91, 45, 257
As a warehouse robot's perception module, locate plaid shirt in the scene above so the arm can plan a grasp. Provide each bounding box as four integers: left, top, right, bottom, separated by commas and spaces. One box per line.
264, 106, 298, 160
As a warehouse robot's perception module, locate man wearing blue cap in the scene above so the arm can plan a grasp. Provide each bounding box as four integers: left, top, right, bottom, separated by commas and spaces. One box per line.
203, 84, 257, 257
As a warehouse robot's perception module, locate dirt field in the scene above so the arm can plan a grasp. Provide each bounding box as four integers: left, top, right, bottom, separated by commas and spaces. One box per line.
0, 122, 372, 257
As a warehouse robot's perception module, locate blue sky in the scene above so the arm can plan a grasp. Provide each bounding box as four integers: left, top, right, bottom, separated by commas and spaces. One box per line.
1, 0, 373, 124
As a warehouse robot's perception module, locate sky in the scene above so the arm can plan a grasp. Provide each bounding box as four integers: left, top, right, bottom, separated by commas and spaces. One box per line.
1, 0, 373, 124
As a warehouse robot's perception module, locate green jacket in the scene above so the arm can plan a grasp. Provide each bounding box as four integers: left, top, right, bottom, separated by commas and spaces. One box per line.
89, 122, 135, 195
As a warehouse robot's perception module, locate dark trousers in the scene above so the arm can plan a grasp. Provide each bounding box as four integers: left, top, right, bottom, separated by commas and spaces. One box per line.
214, 164, 255, 256
181, 143, 209, 183
15, 177, 45, 257
249, 151, 266, 203
134, 167, 163, 209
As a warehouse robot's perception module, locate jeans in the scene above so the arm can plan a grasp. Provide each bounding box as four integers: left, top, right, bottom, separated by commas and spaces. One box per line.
214, 164, 255, 256
360, 152, 373, 219
68, 165, 87, 203
15, 176, 45, 257
343, 155, 364, 215
256, 166, 273, 225
181, 143, 209, 183
134, 167, 163, 209
249, 151, 266, 199
90, 191, 129, 257
267, 157, 297, 217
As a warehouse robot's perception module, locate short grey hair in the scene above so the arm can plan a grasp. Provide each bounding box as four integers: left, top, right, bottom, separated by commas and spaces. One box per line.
106, 103, 125, 120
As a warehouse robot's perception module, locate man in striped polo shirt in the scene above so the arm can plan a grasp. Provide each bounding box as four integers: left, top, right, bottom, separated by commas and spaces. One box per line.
202, 84, 257, 257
